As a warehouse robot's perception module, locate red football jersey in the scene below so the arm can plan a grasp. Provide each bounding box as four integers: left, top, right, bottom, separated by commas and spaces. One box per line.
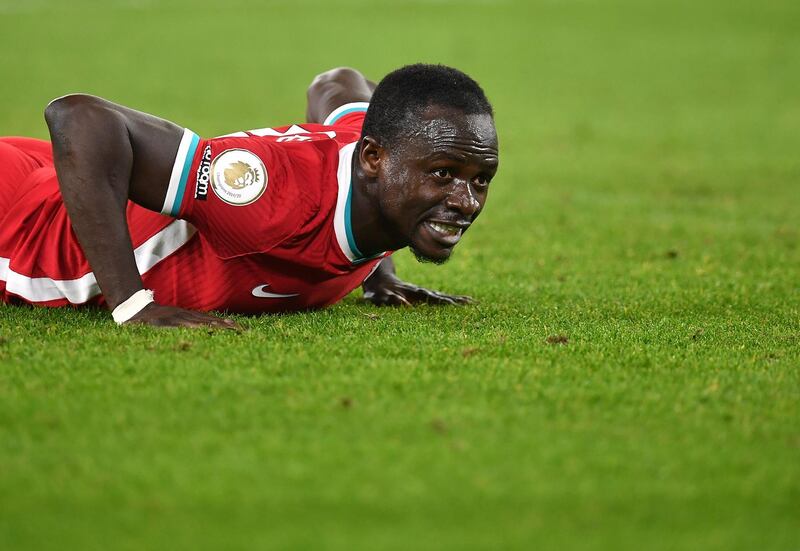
0, 103, 390, 313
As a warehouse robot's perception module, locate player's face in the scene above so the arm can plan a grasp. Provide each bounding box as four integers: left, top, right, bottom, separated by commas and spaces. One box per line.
377, 106, 499, 263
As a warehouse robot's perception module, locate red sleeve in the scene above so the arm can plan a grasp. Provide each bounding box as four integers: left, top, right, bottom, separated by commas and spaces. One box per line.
174, 133, 339, 259
322, 102, 369, 132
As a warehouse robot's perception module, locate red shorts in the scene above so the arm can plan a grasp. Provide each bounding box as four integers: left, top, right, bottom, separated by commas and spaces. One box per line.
0, 137, 193, 307
0, 137, 53, 218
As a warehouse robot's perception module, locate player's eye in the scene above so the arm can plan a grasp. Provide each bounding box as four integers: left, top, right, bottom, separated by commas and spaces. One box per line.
473, 174, 491, 188
432, 168, 452, 180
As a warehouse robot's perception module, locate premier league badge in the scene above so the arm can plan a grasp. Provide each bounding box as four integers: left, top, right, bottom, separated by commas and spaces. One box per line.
209, 149, 268, 206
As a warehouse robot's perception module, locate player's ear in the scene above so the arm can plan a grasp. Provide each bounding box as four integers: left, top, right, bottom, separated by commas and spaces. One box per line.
358, 136, 383, 178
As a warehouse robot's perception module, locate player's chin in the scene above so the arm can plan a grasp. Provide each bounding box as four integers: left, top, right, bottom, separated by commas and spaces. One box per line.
409, 227, 456, 265
410, 244, 452, 265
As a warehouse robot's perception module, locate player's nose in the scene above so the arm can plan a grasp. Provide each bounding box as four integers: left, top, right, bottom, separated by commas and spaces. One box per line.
445, 180, 480, 216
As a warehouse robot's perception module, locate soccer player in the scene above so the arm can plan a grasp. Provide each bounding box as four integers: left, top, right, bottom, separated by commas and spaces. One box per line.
0, 64, 499, 328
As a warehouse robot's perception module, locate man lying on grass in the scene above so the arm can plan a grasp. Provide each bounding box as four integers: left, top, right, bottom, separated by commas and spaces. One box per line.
0, 64, 499, 329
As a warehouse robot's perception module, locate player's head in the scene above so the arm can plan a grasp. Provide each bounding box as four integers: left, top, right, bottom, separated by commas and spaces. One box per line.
358, 64, 498, 264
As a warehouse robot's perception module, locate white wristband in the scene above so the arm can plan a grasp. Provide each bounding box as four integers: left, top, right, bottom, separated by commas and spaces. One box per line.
112, 289, 155, 325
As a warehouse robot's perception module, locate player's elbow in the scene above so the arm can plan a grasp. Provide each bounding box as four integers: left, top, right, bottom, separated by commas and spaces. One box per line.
44, 94, 101, 133
307, 67, 363, 94
306, 67, 370, 123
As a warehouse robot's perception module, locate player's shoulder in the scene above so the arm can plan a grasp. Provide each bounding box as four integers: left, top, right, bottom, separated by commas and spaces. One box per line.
208, 124, 342, 147
162, 104, 371, 243
205, 101, 369, 148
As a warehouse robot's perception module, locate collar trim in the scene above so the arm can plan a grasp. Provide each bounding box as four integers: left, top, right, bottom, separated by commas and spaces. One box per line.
333, 142, 388, 265
333, 142, 360, 263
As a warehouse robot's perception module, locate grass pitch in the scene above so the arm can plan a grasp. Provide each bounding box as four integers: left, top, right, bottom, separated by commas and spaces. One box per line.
1, 1, 799, 550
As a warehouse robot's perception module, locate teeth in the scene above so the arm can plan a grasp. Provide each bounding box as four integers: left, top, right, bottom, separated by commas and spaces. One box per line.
430, 222, 461, 236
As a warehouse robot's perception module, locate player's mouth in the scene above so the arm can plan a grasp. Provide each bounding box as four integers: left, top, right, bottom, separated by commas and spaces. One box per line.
423, 220, 468, 246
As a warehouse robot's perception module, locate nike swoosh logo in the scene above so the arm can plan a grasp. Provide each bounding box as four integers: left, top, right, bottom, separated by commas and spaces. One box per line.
251, 284, 299, 299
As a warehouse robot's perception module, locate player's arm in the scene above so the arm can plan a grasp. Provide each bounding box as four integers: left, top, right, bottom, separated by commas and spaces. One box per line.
362, 257, 473, 306
305, 67, 375, 124
44, 94, 237, 329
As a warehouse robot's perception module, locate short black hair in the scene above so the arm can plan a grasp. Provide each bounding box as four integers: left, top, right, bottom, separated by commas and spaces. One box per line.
362, 64, 494, 147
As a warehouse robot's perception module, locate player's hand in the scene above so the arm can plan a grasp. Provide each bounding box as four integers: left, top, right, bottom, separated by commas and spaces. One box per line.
124, 302, 241, 330
362, 274, 473, 307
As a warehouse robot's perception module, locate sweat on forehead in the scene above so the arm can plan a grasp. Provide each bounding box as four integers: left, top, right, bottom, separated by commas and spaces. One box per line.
401, 106, 498, 150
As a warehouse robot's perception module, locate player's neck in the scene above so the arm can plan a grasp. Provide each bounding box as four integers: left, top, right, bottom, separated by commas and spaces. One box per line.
350, 159, 405, 257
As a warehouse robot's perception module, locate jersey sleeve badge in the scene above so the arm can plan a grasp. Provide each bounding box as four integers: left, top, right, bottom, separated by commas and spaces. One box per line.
209, 148, 268, 206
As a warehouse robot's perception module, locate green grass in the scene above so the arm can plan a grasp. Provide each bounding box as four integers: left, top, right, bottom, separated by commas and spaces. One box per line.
1, 0, 799, 549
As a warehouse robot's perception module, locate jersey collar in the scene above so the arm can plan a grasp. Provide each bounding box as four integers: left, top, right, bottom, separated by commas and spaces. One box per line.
334, 142, 386, 264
